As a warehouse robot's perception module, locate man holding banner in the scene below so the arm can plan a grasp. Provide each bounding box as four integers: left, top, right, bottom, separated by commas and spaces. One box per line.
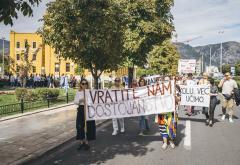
111, 77, 125, 136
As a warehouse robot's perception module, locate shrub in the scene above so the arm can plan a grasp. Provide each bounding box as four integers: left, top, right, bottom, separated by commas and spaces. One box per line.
48, 88, 60, 99
26, 90, 39, 101
36, 88, 60, 100
15, 88, 28, 101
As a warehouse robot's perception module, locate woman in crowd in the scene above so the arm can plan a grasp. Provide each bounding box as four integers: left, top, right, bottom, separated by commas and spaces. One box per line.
157, 76, 180, 150
74, 79, 96, 150
112, 77, 125, 136
205, 79, 219, 127
137, 78, 150, 135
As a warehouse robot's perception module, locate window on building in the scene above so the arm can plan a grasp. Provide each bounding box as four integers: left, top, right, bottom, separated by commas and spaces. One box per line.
66, 63, 70, 72
16, 42, 20, 48
55, 63, 60, 72
16, 54, 20, 60
16, 66, 20, 72
32, 66, 36, 73
25, 41, 28, 48
32, 54, 36, 61
33, 42, 36, 48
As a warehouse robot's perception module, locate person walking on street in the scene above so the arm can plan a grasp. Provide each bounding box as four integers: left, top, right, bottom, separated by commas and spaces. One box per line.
199, 73, 210, 124
74, 79, 96, 150
157, 76, 180, 150
137, 78, 150, 135
112, 77, 125, 136
205, 79, 219, 127
218, 72, 238, 123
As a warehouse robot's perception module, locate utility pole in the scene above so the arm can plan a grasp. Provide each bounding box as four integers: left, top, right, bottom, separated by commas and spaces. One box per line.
218, 30, 224, 73
2, 37, 5, 78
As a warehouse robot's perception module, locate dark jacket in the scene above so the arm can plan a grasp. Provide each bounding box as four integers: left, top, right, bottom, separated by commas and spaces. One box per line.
233, 88, 240, 106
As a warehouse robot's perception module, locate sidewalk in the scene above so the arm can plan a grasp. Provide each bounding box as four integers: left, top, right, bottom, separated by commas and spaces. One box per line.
0, 104, 104, 165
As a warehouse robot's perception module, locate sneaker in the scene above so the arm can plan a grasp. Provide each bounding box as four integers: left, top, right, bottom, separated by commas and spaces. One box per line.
229, 118, 234, 123
83, 144, 90, 150
209, 120, 213, 127
205, 119, 209, 125
169, 141, 175, 149
221, 115, 225, 120
77, 143, 84, 150
162, 143, 168, 150
139, 131, 144, 136
112, 130, 118, 136
120, 128, 125, 133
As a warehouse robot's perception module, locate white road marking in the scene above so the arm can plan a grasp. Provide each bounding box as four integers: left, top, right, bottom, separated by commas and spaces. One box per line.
184, 120, 191, 150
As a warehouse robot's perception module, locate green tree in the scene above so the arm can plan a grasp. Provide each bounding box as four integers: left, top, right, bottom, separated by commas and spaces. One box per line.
11, 39, 41, 87
40, 0, 126, 89
0, 0, 42, 26
222, 64, 231, 74
235, 61, 240, 76
147, 40, 180, 75
120, 0, 174, 82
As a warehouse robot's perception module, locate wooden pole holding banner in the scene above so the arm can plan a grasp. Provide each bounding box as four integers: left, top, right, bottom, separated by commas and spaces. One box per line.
83, 89, 87, 135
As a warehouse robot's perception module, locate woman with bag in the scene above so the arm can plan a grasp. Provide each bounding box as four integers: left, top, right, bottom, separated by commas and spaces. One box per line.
74, 79, 96, 150
205, 79, 219, 127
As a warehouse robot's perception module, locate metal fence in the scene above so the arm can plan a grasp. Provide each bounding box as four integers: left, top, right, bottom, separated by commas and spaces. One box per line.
0, 93, 74, 117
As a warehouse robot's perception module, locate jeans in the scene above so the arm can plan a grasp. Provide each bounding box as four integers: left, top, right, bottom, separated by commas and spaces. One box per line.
139, 116, 149, 131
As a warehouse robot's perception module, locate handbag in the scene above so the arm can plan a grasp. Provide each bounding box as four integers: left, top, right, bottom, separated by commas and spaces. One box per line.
223, 94, 232, 100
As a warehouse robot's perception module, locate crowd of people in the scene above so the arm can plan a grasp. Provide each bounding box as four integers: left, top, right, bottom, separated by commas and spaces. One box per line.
6, 74, 77, 88
74, 72, 239, 151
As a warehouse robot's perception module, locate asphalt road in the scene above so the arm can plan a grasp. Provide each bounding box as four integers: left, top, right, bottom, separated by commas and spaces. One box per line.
27, 104, 240, 165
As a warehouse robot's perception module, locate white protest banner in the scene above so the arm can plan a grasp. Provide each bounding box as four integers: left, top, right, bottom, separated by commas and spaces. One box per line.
85, 81, 175, 121
180, 85, 210, 107
178, 59, 196, 74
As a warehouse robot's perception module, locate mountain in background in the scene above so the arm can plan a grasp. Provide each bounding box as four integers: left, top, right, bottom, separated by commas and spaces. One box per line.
0, 39, 10, 56
175, 41, 240, 68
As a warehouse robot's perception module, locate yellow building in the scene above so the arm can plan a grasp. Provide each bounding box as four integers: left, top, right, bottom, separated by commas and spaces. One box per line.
10, 31, 76, 76
10, 31, 128, 78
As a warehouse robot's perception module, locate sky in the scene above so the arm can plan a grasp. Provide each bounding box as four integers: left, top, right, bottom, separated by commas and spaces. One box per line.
1, 0, 240, 47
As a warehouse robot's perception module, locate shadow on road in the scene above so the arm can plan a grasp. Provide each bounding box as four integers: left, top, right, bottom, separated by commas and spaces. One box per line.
28, 116, 185, 165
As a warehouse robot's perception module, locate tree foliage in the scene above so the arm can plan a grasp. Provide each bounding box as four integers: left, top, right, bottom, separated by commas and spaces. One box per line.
222, 64, 231, 74
121, 0, 174, 66
40, 0, 126, 88
0, 0, 41, 26
147, 40, 180, 75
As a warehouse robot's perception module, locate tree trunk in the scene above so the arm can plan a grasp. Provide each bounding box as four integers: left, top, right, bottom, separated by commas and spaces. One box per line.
93, 75, 99, 89
128, 67, 134, 88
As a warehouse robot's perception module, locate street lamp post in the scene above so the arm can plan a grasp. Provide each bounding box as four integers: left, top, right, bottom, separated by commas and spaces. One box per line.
2, 37, 5, 78
209, 47, 212, 67
218, 30, 224, 73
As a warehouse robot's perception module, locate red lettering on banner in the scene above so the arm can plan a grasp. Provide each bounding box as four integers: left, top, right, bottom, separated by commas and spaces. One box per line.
147, 85, 155, 96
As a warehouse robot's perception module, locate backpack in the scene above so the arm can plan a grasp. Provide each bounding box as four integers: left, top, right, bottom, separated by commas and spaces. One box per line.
233, 88, 240, 106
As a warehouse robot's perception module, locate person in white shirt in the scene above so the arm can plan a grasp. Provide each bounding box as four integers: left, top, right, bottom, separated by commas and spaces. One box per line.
74, 79, 96, 150
112, 77, 125, 136
218, 72, 238, 123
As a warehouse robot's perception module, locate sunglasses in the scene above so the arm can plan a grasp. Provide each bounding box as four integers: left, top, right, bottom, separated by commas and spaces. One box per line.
115, 80, 120, 82
81, 82, 88, 85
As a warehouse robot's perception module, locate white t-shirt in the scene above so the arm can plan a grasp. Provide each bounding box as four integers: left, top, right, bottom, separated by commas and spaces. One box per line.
74, 91, 84, 105
221, 79, 238, 95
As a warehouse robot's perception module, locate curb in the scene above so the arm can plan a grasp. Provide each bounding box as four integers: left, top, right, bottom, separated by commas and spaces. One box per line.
0, 103, 74, 122
17, 119, 110, 165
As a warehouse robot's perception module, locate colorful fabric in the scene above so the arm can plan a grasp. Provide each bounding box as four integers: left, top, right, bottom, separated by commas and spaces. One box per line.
158, 112, 178, 140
